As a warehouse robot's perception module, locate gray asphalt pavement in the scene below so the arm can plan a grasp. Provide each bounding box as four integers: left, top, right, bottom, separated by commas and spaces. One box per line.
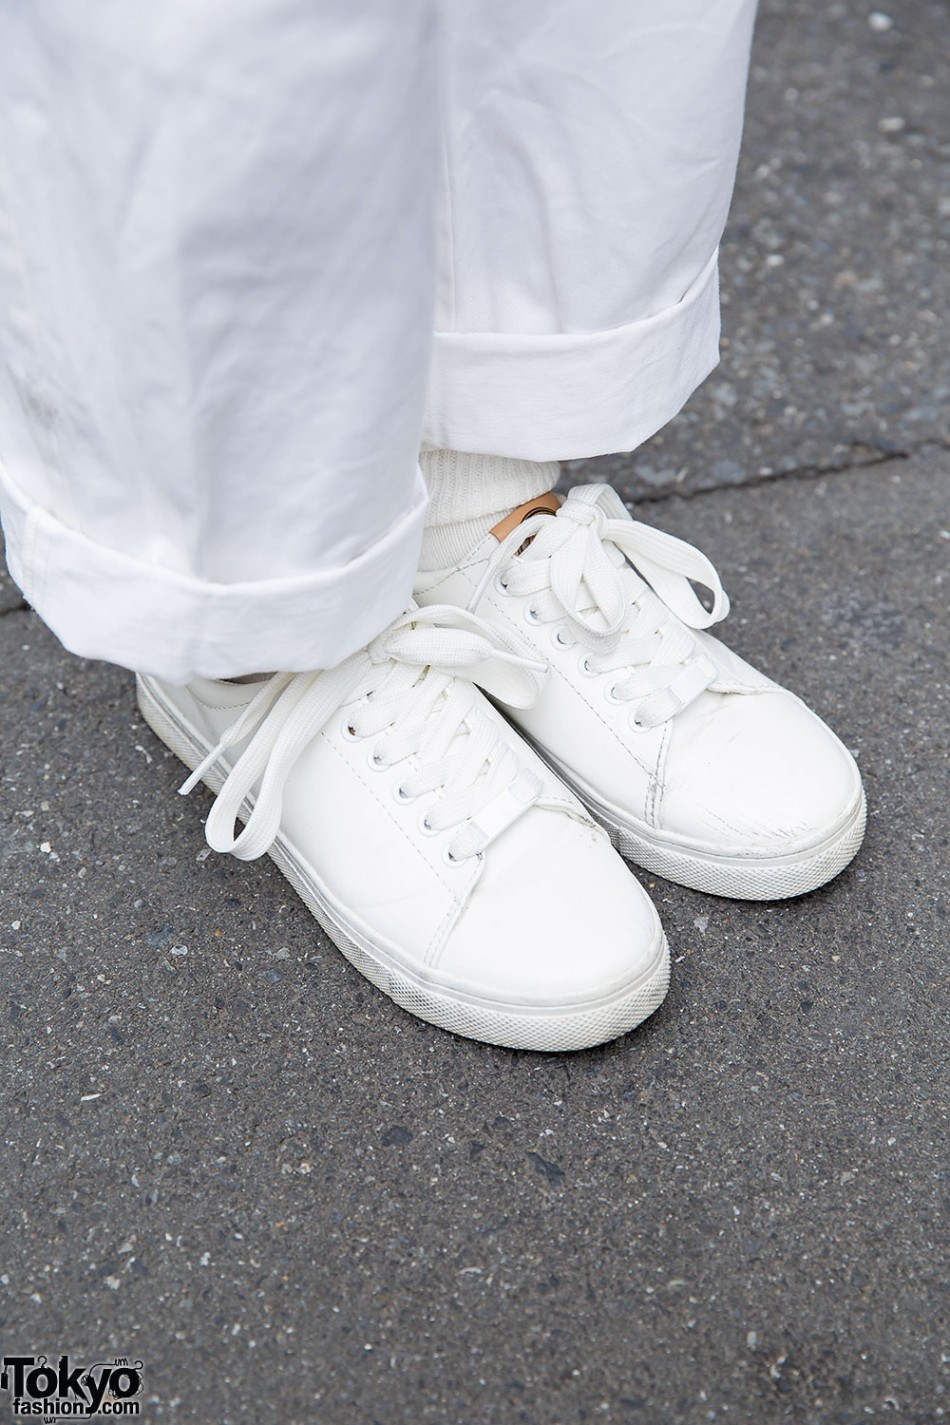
2, 2, 948, 1422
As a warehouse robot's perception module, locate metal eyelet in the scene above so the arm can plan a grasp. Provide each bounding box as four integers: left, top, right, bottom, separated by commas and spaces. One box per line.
340, 721, 361, 742
443, 846, 463, 867
605, 684, 625, 705
393, 783, 414, 805
494, 575, 511, 596
629, 711, 650, 732
368, 748, 387, 771
578, 656, 598, 677
551, 627, 573, 650
418, 813, 439, 835
523, 605, 542, 625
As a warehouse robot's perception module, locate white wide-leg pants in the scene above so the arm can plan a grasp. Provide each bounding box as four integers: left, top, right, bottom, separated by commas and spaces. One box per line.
0, 0, 756, 682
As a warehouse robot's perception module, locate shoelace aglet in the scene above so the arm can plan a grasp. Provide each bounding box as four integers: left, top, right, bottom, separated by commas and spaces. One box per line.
178, 740, 227, 797
177, 673, 295, 799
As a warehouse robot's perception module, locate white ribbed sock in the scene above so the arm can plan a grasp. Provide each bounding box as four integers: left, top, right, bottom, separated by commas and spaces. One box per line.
418, 447, 559, 572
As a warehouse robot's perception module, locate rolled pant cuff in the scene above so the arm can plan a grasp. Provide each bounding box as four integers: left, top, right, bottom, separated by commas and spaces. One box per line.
424, 249, 721, 462
0, 460, 428, 683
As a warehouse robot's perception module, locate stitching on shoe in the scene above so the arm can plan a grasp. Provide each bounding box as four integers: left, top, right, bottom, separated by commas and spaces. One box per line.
322, 732, 471, 904
293, 775, 479, 981
189, 688, 256, 715
647, 719, 673, 830
482, 584, 658, 783
424, 894, 469, 971
445, 559, 660, 787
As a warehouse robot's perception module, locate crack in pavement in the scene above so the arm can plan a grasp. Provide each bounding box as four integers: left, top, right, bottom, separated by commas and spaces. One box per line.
626, 437, 950, 505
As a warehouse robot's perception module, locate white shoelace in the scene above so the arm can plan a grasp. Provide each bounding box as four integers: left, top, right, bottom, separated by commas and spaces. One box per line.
179, 605, 548, 863
468, 484, 730, 730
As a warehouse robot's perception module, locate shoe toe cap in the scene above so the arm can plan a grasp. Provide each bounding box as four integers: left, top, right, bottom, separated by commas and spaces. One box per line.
661, 688, 863, 855
439, 810, 665, 1007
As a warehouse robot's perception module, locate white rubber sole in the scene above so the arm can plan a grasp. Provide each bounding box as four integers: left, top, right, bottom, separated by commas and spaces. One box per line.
136, 675, 671, 1052
519, 733, 867, 901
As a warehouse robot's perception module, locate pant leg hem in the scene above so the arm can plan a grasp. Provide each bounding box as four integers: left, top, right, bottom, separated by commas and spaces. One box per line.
423, 249, 721, 461
0, 459, 427, 682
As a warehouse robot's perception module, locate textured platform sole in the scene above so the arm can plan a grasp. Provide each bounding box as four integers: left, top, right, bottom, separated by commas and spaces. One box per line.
136, 676, 671, 1051
519, 734, 867, 901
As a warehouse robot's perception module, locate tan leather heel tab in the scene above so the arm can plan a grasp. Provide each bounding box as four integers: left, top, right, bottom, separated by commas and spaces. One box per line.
489, 491, 561, 541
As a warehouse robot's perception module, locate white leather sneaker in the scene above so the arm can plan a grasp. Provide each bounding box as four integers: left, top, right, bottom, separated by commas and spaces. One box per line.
414, 487, 866, 900
136, 604, 669, 1050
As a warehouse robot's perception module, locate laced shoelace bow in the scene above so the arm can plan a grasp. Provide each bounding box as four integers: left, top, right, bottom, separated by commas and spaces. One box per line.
468, 484, 730, 730
179, 605, 549, 863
